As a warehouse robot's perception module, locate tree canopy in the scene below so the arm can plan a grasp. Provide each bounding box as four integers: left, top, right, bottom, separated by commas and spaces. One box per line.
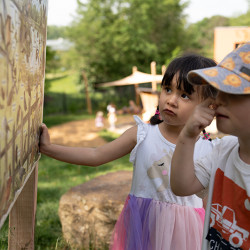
67, 0, 188, 84
47, 0, 250, 87
47, 25, 68, 39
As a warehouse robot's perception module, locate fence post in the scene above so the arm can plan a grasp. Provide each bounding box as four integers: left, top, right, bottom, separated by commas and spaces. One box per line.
133, 66, 140, 106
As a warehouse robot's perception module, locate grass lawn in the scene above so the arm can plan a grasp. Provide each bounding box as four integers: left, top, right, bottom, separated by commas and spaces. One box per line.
43, 113, 94, 128
46, 72, 80, 94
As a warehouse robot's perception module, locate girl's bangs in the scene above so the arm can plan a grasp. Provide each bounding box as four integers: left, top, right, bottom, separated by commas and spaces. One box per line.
161, 69, 194, 95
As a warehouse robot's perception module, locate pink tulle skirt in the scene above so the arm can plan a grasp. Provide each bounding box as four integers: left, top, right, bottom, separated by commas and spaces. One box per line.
110, 195, 205, 250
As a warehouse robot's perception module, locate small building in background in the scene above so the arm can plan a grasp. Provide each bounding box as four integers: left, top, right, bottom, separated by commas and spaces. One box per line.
214, 26, 250, 63
46, 38, 74, 51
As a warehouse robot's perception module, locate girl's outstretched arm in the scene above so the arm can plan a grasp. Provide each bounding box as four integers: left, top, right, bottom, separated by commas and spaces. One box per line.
170, 98, 216, 196
39, 123, 137, 166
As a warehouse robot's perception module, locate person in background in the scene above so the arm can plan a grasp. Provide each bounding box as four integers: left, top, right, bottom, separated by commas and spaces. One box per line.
107, 104, 117, 130
171, 43, 250, 250
122, 100, 141, 114
39, 53, 217, 250
95, 111, 104, 128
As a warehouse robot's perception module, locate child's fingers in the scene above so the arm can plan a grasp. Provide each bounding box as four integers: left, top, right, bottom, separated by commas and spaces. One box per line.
183, 98, 217, 138
40, 123, 49, 134
191, 99, 215, 120
196, 98, 217, 117
198, 102, 216, 124
200, 97, 217, 109
198, 113, 214, 129
208, 103, 217, 110
39, 123, 50, 142
41, 123, 47, 130
38, 123, 51, 154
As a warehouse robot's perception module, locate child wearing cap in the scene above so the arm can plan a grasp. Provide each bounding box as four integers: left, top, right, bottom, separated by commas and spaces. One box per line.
170, 42, 250, 250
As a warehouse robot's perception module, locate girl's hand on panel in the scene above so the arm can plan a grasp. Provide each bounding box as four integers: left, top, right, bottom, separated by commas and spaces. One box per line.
39, 123, 51, 154
182, 98, 216, 139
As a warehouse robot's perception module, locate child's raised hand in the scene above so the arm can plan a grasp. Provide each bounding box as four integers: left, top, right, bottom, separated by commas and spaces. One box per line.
182, 98, 216, 139
39, 123, 51, 154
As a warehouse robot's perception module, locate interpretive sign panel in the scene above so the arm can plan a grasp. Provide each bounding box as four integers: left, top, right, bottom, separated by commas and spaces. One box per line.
0, 0, 47, 228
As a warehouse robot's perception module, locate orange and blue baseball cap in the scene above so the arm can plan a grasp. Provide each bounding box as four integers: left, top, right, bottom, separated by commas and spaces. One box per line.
187, 42, 250, 94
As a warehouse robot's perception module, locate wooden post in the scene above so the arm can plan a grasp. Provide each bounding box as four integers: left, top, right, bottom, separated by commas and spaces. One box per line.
8, 164, 38, 250
82, 71, 92, 114
150, 61, 157, 91
162, 65, 166, 75
133, 66, 140, 106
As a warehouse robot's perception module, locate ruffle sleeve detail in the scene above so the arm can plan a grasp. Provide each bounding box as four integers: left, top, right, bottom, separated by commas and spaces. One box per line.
129, 115, 148, 164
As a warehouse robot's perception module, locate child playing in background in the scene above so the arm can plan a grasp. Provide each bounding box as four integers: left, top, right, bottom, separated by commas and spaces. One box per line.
95, 111, 104, 128
39, 53, 216, 250
107, 104, 117, 130
171, 43, 250, 249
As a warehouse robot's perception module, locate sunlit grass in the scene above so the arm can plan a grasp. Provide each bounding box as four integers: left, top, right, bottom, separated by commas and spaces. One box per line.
43, 113, 94, 128
46, 72, 80, 94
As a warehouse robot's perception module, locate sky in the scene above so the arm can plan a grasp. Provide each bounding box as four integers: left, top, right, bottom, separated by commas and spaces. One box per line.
47, 0, 249, 26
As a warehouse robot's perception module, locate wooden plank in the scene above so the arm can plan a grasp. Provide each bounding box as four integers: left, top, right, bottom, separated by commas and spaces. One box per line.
8, 164, 38, 250
150, 61, 157, 91
132, 66, 140, 106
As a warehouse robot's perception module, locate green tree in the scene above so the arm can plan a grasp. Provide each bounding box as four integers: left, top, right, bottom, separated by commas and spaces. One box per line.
44, 46, 62, 93
185, 16, 230, 58
229, 7, 250, 26
68, 0, 188, 85
47, 25, 68, 39
45, 46, 61, 74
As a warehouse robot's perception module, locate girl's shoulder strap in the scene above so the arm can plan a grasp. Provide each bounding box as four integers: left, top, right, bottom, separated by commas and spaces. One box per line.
130, 115, 149, 164
133, 115, 144, 125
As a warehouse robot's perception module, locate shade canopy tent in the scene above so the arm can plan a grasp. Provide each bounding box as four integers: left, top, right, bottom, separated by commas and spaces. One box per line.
97, 70, 163, 87
97, 64, 164, 121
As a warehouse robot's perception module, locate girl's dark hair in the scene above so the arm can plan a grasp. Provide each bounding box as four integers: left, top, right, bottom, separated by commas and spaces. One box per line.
150, 53, 217, 125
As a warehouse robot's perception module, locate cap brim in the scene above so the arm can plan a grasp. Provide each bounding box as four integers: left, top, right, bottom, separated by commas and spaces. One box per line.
187, 66, 250, 95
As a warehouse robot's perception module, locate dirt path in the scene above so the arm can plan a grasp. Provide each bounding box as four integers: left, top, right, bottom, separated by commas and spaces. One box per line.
49, 115, 137, 147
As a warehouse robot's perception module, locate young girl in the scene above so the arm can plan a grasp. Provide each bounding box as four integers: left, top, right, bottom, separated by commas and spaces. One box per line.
39, 54, 216, 250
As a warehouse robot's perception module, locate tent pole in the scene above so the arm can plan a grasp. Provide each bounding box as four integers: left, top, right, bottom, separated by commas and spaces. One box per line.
133, 66, 140, 106
151, 61, 157, 91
